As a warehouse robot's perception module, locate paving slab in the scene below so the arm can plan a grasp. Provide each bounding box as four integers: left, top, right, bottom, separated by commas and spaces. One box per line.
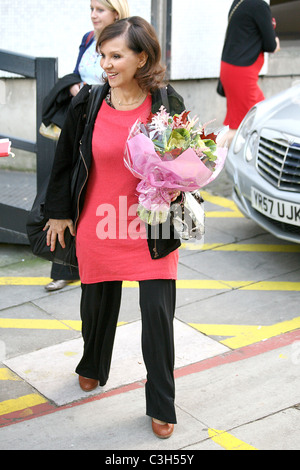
184, 407, 300, 451
1, 339, 299, 450
176, 285, 300, 325
1, 179, 300, 450
32, 287, 82, 320
227, 407, 300, 451
0, 387, 207, 451
179, 249, 300, 281
175, 343, 300, 431
4, 319, 229, 406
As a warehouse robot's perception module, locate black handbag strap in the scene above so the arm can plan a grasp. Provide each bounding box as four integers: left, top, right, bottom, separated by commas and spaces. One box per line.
85, 85, 104, 125
159, 86, 170, 113
224, 0, 244, 40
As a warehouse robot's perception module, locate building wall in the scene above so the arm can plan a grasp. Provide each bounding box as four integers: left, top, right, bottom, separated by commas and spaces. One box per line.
2, 0, 297, 173
171, 0, 231, 79
0, 0, 272, 80
0, 0, 151, 78
1, 0, 240, 80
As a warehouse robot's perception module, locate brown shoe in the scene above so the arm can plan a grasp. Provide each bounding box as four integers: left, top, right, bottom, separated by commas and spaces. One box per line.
78, 376, 99, 392
152, 419, 174, 439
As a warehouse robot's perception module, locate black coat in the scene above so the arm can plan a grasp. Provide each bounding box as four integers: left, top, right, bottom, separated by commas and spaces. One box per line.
44, 82, 186, 259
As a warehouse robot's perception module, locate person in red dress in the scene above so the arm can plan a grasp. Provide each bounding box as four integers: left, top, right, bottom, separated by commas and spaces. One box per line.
44, 17, 186, 439
219, 0, 280, 146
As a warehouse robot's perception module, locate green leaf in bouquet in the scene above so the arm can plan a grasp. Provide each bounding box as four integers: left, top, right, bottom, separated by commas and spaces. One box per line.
166, 128, 191, 152
153, 126, 172, 154
202, 139, 217, 161
191, 134, 203, 148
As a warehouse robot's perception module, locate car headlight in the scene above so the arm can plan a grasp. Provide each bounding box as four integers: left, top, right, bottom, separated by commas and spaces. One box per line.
233, 108, 257, 154
245, 131, 259, 162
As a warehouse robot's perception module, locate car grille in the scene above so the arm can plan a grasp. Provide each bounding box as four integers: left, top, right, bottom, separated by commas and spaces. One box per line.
253, 209, 300, 237
257, 135, 300, 192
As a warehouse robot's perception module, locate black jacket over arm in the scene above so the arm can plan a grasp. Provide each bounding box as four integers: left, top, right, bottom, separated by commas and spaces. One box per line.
42, 73, 81, 128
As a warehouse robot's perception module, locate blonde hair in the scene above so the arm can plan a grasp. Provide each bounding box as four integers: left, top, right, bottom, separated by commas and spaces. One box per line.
97, 0, 130, 19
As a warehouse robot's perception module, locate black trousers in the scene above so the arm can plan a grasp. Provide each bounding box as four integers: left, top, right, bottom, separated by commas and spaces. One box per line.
50, 262, 79, 281
75, 279, 177, 424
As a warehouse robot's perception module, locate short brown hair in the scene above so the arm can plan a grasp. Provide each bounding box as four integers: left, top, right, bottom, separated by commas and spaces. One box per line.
97, 16, 166, 92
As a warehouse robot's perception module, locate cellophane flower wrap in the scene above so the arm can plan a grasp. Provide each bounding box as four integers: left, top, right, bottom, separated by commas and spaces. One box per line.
124, 106, 227, 225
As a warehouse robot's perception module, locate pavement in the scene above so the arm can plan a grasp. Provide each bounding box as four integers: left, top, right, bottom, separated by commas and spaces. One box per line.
0, 173, 300, 452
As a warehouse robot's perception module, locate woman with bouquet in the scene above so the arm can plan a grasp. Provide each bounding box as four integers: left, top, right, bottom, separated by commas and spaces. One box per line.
44, 17, 186, 439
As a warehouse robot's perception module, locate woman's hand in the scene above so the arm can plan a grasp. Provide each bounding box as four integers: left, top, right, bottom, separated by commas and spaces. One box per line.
44, 219, 75, 252
69, 83, 81, 97
274, 37, 280, 53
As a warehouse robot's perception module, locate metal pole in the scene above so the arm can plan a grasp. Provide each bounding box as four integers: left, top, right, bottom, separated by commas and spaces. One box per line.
151, 0, 172, 78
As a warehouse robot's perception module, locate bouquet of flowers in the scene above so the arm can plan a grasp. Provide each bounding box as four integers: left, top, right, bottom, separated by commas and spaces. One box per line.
124, 106, 227, 230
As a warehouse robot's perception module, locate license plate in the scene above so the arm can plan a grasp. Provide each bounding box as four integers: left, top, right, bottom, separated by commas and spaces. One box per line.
251, 187, 300, 227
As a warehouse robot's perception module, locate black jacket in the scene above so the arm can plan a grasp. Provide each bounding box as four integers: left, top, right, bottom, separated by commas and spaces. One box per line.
44, 82, 186, 259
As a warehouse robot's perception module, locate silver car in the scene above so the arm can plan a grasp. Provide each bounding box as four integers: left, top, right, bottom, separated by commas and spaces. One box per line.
225, 83, 300, 244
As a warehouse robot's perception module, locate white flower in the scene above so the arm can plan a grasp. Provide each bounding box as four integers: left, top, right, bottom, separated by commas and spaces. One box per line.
148, 106, 171, 134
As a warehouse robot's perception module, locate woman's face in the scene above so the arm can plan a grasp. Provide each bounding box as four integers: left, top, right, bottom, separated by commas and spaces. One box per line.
100, 36, 147, 90
90, 0, 118, 34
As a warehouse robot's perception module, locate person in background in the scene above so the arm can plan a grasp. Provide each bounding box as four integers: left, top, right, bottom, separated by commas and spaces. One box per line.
218, 0, 280, 147
70, 0, 130, 97
45, 0, 130, 292
44, 16, 185, 439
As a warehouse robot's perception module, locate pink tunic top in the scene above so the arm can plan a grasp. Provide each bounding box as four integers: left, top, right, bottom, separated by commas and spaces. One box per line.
76, 96, 179, 284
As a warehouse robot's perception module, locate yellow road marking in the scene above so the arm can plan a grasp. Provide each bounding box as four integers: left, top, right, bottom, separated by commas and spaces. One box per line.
202, 190, 244, 218
1, 314, 299, 351
206, 211, 243, 218
190, 316, 300, 349
181, 243, 300, 252
208, 428, 257, 450
177, 280, 300, 291
0, 368, 21, 381
0, 318, 75, 330
0, 319, 126, 331
0, 393, 48, 417
0, 277, 80, 286
238, 281, 300, 291
1, 277, 300, 291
